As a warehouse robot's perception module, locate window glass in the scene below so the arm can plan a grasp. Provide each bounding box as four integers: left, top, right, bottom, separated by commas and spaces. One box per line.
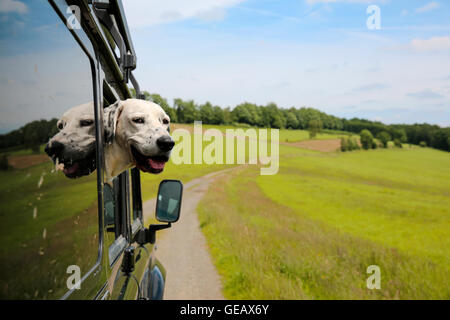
105, 174, 128, 266
0, 1, 99, 299
129, 170, 134, 224
131, 168, 143, 224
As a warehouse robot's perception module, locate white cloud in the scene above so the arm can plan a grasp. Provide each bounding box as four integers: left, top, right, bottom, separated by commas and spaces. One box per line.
409, 36, 450, 52
407, 89, 444, 99
0, 0, 27, 14
196, 7, 227, 22
415, 2, 440, 14
122, 0, 245, 28
353, 83, 389, 92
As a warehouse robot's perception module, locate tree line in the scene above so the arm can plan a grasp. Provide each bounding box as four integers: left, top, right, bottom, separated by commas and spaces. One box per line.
138, 90, 449, 152
0, 119, 58, 153
1, 91, 449, 153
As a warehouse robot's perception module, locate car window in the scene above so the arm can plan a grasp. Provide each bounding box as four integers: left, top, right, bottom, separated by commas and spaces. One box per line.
0, 1, 99, 299
129, 168, 144, 237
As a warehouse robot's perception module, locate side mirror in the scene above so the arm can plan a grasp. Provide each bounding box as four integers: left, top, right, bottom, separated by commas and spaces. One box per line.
155, 180, 183, 223
135, 179, 183, 246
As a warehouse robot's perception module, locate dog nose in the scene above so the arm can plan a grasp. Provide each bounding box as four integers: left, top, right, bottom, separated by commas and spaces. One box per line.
45, 141, 64, 157
156, 135, 175, 152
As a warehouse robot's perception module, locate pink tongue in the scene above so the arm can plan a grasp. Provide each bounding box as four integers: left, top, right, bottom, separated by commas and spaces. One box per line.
148, 159, 165, 170
63, 162, 79, 175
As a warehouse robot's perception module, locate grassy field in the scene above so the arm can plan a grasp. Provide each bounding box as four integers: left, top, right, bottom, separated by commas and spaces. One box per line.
198, 145, 450, 299
2, 124, 447, 299
140, 124, 315, 202
0, 159, 99, 299
0, 144, 46, 156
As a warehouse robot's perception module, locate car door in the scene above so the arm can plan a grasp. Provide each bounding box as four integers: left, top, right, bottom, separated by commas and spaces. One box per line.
0, 0, 106, 299
103, 168, 153, 300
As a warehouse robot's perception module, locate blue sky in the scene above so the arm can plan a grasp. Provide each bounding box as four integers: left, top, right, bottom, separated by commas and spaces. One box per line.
0, 0, 93, 133
122, 0, 450, 126
0, 0, 449, 132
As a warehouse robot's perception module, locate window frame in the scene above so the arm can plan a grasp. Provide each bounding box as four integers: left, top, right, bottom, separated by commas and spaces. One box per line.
49, 0, 105, 300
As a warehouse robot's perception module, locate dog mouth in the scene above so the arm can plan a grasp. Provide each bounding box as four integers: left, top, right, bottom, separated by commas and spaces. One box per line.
62, 162, 80, 176
130, 145, 169, 174
49, 152, 96, 179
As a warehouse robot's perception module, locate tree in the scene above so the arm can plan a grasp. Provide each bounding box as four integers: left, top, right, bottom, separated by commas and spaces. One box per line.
0, 154, 9, 170
360, 129, 374, 150
286, 112, 299, 129
231, 103, 254, 125
211, 106, 225, 125
431, 128, 450, 152
149, 93, 177, 122
347, 137, 355, 150
308, 119, 322, 139
391, 128, 407, 143
174, 98, 198, 123
351, 136, 361, 150
340, 137, 348, 152
261, 103, 286, 129
377, 131, 391, 148
199, 102, 214, 124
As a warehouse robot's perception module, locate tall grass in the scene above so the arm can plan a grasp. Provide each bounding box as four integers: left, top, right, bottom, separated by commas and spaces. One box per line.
198, 146, 450, 299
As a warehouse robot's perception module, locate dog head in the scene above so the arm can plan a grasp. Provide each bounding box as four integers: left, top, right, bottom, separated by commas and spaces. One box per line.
104, 98, 173, 174
45, 102, 96, 179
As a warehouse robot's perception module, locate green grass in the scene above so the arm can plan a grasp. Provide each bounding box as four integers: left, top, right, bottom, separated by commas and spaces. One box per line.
2, 124, 448, 299
0, 144, 46, 156
0, 160, 99, 299
140, 123, 285, 203
198, 146, 450, 299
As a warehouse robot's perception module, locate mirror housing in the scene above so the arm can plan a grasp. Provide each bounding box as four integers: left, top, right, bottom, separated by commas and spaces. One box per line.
135, 180, 183, 246
155, 180, 183, 223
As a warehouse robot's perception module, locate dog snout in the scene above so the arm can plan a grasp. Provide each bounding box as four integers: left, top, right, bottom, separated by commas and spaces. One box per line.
45, 141, 64, 157
156, 135, 175, 152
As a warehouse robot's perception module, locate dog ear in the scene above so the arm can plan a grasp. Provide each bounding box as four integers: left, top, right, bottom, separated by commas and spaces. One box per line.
103, 100, 123, 144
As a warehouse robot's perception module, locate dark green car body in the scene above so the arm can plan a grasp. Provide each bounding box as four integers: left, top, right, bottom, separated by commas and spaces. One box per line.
0, 0, 168, 300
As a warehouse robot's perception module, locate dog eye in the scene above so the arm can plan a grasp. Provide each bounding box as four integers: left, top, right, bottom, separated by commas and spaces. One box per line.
132, 117, 145, 124
80, 119, 94, 127
162, 118, 169, 125
57, 122, 64, 130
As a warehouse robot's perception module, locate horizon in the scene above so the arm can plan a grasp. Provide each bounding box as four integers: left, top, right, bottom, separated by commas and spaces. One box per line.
0, 94, 447, 136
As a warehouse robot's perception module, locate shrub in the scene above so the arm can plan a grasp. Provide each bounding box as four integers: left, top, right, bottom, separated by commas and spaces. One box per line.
340, 137, 348, 152
347, 137, 355, 151
372, 140, 378, 149
31, 144, 40, 154
231, 122, 252, 128
420, 141, 427, 148
360, 129, 374, 150
0, 154, 9, 171
308, 119, 322, 139
394, 139, 402, 148
352, 137, 361, 150
377, 131, 391, 148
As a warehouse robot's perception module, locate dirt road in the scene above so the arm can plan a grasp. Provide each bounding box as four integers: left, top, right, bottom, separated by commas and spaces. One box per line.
143, 170, 231, 300
283, 139, 341, 152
